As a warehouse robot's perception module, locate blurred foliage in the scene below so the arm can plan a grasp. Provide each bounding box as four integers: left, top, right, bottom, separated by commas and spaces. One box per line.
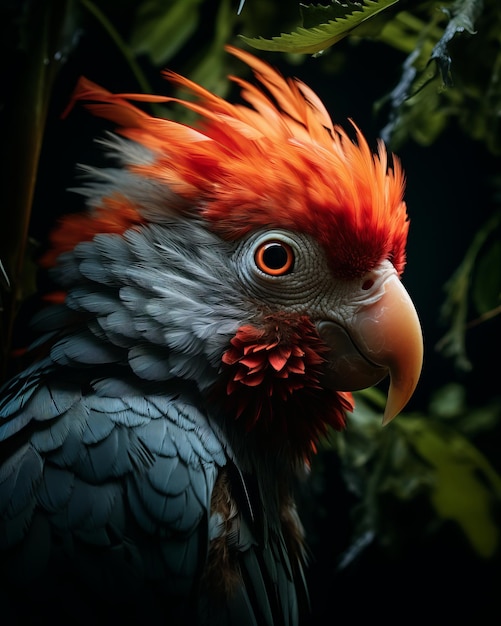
437, 208, 501, 371
330, 387, 501, 561
241, 0, 501, 153
0, 0, 500, 621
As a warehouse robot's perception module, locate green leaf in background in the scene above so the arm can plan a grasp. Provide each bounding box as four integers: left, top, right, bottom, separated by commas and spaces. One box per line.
239, 0, 400, 55
428, 384, 501, 439
437, 211, 501, 370
398, 418, 501, 558
130, 0, 203, 66
326, 388, 501, 562
428, 383, 466, 419
184, 0, 235, 94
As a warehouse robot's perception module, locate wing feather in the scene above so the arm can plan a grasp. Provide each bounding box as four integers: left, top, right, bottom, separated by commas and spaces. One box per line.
36, 465, 74, 513
0, 444, 43, 518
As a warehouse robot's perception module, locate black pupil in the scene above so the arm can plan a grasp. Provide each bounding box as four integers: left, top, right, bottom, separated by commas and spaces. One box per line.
263, 243, 289, 270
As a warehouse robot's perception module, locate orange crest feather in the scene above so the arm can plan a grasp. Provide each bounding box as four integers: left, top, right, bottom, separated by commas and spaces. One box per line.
61, 46, 409, 279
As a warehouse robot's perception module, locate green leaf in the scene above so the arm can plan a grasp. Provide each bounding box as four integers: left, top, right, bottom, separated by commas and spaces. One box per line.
398, 418, 501, 558
130, 0, 203, 66
428, 383, 466, 419
328, 390, 501, 562
300, 1, 362, 28
185, 0, 235, 94
437, 211, 501, 370
239, 0, 400, 55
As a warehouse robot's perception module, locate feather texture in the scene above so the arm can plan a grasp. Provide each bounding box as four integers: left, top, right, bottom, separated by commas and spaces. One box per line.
57, 45, 408, 281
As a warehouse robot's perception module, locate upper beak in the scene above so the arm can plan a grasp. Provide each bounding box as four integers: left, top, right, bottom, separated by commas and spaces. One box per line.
317, 270, 423, 424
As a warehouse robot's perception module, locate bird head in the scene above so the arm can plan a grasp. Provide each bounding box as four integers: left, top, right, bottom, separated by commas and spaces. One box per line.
44, 46, 423, 458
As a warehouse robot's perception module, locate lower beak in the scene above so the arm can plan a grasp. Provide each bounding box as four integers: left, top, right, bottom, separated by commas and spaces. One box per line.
318, 273, 423, 424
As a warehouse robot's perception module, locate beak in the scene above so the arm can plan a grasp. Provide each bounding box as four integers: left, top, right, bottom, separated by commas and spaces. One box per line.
356, 273, 423, 424
318, 271, 423, 424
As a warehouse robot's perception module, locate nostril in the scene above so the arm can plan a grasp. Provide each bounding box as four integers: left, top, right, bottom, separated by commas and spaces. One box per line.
362, 279, 374, 290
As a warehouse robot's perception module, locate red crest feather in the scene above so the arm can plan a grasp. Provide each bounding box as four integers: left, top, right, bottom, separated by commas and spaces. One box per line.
59, 46, 408, 279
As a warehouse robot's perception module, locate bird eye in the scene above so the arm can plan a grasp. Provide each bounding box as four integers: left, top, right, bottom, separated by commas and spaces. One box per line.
254, 240, 295, 276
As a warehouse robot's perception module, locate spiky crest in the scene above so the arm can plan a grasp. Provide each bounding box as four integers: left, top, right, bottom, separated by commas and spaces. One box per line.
54, 46, 408, 279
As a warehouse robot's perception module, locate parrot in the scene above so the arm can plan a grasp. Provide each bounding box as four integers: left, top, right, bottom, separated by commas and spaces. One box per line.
0, 46, 423, 626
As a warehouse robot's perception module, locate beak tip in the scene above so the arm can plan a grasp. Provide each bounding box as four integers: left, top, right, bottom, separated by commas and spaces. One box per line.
381, 406, 401, 426
382, 404, 399, 426
382, 369, 422, 426
381, 413, 393, 427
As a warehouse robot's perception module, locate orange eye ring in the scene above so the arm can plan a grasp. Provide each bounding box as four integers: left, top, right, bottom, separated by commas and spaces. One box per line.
254, 240, 295, 276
